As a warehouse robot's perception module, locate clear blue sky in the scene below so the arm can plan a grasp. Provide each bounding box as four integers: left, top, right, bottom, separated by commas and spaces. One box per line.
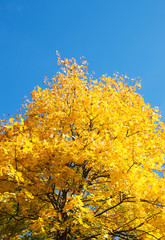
1, 0, 165, 120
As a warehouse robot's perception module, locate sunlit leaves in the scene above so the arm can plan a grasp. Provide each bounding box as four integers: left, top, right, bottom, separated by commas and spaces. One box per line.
0, 57, 165, 239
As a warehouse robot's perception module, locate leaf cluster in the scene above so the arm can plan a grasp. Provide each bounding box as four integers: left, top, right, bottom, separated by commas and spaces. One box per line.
0, 57, 165, 239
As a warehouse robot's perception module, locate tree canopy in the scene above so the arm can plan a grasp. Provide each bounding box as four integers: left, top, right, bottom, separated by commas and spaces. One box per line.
0, 57, 165, 240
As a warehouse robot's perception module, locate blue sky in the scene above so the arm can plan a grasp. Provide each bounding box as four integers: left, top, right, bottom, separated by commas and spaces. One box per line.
0, 0, 165, 120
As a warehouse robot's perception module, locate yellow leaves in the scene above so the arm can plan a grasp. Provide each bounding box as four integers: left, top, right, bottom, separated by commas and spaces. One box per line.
38, 217, 45, 232
22, 138, 33, 153
0, 192, 16, 203
154, 106, 159, 112
31, 217, 45, 233
58, 212, 62, 221
1, 56, 165, 239
78, 217, 83, 225
3, 164, 24, 184
23, 189, 34, 199
70, 64, 75, 70
15, 171, 24, 183
9, 118, 15, 123
8, 164, 15, 175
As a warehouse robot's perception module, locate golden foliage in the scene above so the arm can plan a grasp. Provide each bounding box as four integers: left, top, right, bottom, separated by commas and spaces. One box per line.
0, 57, 165, 239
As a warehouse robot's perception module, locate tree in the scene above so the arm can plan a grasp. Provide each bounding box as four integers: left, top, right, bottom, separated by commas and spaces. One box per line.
0, 56, 165, 240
